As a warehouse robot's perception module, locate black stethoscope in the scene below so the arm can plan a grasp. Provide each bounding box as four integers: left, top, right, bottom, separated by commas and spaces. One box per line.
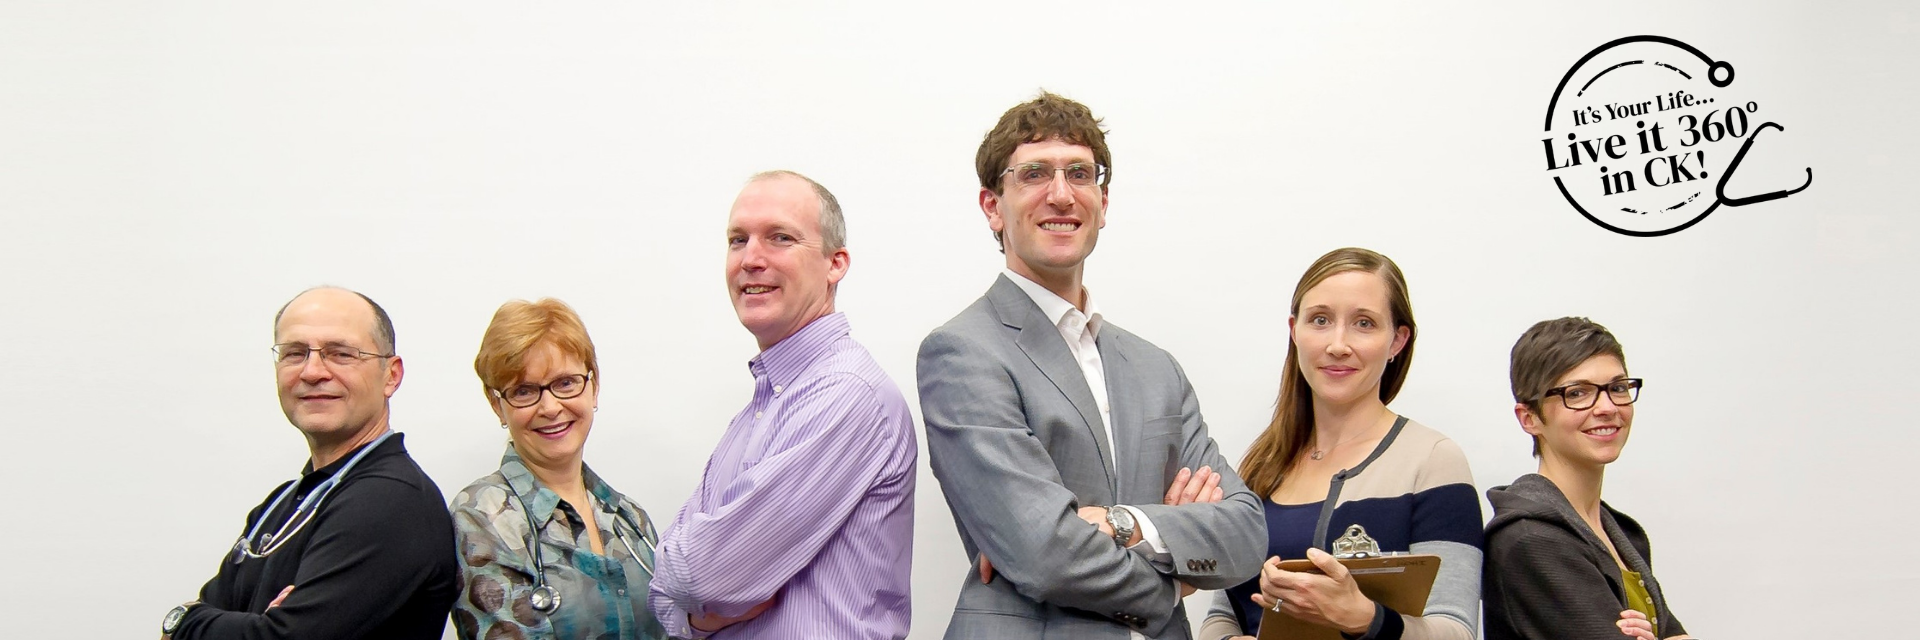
513, 486, 657, 614
231, 430, 394, 563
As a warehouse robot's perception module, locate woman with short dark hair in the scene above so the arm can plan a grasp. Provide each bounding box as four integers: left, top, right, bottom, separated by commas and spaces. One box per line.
1483, 317, 1693, 640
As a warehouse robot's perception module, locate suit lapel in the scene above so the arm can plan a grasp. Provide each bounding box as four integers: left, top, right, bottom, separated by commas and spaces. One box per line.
989, 276, 1114, 488
1097, 330, 1139, 498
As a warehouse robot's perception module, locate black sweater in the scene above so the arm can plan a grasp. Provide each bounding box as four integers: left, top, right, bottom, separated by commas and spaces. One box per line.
1482, 474, 1687, 640
176, 433, 459, 640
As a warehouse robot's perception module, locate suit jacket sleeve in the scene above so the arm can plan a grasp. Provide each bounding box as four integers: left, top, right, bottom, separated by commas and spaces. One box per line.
1122, 358, 1267, 591
918, 329, 1182, 632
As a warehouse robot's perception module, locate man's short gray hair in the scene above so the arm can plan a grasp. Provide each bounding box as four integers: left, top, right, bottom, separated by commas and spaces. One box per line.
750, 170, 845, 254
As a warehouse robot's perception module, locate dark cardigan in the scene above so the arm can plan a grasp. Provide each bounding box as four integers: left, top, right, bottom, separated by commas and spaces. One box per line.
1482, 474, 1687, 640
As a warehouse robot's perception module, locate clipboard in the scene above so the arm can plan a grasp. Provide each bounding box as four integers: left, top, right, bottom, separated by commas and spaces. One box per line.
1256, 525, 1441, 640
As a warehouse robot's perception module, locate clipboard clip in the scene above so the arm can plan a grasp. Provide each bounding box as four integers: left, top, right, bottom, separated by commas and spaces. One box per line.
1331, 524, 1383, 559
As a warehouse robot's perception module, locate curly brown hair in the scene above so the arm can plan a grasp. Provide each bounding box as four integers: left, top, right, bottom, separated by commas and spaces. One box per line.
974, 91, 1112, 247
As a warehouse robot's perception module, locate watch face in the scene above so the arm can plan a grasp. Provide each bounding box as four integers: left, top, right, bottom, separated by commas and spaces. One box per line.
162, 605, 188, 633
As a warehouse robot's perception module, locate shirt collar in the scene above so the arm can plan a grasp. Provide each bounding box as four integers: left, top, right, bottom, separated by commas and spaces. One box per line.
300, 431, 402, 477
748, 312, 852, 386
498, 446, 619, 526
1002, 268, 1103, 339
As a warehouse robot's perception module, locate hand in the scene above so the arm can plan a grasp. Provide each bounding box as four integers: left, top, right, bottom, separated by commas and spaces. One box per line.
1178, 580, 1198, 598
1248, 549, 1374, 635
689, 596, 776, 633
267, 586, 294, 610
1616, 609, 1657, 640
1163, 466, 1224, 506
978, 553, 993, 584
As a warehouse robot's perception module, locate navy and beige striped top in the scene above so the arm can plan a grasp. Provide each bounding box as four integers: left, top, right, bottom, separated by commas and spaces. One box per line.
1208, 417, 1484, 640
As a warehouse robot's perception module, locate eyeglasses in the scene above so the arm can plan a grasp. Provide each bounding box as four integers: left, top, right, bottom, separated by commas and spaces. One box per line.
272, 343, 394, 368
1541, 378, 1643, 410
1001, 162, 1108, 188
494, 373, 592, 408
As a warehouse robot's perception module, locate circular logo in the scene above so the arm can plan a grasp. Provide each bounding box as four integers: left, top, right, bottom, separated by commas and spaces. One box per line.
1543, 36, 1797, 237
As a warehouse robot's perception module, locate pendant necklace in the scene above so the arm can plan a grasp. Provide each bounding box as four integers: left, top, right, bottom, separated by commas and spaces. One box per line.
1310, 414, 1391, 460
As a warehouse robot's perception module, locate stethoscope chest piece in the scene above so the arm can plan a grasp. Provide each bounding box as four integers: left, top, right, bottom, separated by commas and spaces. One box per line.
529, 584, 560, 614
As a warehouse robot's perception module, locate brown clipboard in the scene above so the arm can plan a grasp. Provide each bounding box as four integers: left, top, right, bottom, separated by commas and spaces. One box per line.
1255, 553, 1441, 640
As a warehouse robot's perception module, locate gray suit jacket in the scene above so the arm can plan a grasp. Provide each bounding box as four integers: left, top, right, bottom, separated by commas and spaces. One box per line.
917, 275, 1267, 640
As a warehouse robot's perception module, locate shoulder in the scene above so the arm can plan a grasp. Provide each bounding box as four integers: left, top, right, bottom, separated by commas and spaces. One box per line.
1368, 418, 1474, 489
808, 338, 906, 397
450, 471, 514, 514
351, 445, 447, 500
1485, 516, 1582, 564
1100, 321, 1181, 369
1403, 420, 1474, 476
921, 298, 1006, 351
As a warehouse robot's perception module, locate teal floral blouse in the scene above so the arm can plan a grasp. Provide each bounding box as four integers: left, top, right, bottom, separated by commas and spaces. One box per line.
450, 448, 666, 640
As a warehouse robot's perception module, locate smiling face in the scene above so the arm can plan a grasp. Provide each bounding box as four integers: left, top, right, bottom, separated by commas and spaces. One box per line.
493, 342, 597, 472
274, 288, 402, 447
982, 138, 1109, 285
1521, 354, 1635, 471
1289, 270, 1410, 411
726, 175, 850, 350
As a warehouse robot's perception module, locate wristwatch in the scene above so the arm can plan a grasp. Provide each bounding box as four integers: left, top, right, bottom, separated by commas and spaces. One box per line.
1105, 506, 1137, 546
161, 599, 200, 635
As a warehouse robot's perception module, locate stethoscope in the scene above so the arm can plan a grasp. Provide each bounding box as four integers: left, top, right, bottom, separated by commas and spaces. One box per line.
513, 485, 657, 614
231, 430, 394, 563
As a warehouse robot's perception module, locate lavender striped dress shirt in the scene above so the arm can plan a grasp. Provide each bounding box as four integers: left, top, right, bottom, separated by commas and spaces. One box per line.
649, 313, 917, 640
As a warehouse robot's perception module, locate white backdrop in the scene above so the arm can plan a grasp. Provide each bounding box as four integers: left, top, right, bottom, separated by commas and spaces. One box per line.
3, 2, 1914, 638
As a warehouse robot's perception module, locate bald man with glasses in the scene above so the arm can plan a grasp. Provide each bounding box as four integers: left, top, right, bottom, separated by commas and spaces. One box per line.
160, 287, 458, 640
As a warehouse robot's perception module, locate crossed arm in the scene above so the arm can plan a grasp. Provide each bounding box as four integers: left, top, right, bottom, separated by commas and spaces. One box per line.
171, 479, 448, 640
647, 378, 904, 638
917, 331, 1265, 633
1490, 526, 1690, 640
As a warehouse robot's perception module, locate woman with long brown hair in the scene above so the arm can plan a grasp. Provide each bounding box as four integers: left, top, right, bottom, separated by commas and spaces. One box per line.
1201, 248, 1482, 640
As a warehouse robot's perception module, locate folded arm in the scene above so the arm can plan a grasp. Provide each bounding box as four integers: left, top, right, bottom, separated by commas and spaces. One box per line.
1488, 525, 1639, 639
175, 478, 447, 640
918, 331, 1180, 631
648, 375, 903, 635
1120, 358, 1268, 591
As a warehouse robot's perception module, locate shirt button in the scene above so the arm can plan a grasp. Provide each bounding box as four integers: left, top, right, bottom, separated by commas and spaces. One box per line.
754, 411, 763, 419
617, 588, 627, 596
773, 385, 783, 394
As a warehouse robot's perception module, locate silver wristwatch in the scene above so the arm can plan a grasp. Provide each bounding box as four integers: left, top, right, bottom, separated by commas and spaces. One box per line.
161, 600, 200, 635
1106, 506, 1137, 546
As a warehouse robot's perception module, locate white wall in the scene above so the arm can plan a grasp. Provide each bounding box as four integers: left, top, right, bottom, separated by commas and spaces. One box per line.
3, 2, 1913, 638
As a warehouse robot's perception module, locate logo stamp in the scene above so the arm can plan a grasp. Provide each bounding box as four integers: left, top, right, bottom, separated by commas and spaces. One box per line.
1543, 36, 1811, 236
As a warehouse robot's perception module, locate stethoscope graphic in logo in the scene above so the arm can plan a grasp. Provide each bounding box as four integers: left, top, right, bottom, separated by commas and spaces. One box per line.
1544, 36, 1811, 236
512, 488, 657, 614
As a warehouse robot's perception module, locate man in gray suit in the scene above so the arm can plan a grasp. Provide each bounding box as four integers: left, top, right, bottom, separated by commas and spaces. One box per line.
917, 92, 1267, 639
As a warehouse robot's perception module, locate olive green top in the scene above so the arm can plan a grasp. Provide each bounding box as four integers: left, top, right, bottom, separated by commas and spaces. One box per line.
1621, 567, 1659, 637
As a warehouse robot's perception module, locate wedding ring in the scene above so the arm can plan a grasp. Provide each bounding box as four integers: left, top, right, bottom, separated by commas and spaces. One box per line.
1270, 598, 1284, 613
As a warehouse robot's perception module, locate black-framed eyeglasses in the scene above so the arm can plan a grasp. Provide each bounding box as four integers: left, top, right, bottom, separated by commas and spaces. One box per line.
1541, 378, 1643, 410
1000, 162, 1108, 188
271, 343, 394, 368
493, 373, 593, 408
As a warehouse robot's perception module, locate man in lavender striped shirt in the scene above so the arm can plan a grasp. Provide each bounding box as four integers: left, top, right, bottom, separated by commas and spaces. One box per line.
648, 171, 917, 640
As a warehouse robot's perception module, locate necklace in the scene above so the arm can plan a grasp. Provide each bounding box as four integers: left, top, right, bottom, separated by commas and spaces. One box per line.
1309, 414, 1392, 460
